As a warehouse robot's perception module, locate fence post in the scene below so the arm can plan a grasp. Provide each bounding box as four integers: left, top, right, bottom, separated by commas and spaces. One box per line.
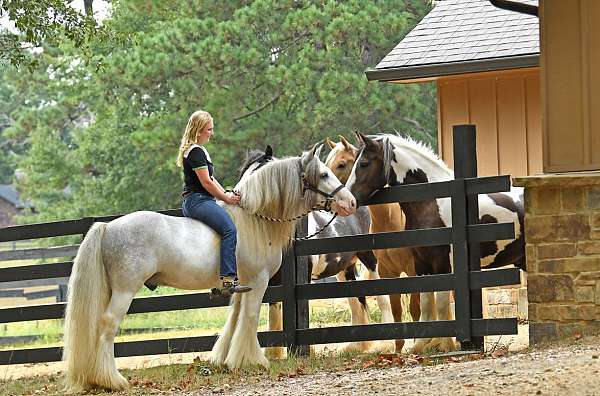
294, 216, 310, 356
452, 124, 484, 351
281, 245, 297, 353
283, 217, 310, 356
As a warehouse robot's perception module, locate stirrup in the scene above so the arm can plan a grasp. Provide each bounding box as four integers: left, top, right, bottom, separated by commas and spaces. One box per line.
209, 279, 252, 299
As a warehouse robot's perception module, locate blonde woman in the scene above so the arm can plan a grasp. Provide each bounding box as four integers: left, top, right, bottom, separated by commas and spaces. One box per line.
177, 110, 251, 297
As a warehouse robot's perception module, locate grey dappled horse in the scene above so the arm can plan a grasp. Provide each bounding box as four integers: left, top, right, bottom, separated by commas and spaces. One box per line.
62, 146, 356, 391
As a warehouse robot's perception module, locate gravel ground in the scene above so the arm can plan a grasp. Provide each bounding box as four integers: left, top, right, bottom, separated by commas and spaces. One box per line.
3, 331, 600, 395
209, 335, 600, 396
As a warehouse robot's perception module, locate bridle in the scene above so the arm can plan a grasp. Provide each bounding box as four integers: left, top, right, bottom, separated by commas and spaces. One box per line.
300, 161, 346, 213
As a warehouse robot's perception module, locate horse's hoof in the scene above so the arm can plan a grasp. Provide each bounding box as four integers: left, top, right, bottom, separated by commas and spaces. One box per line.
265, 346, 286, 360
411, 340, 427, 355
344, 341, 373, 353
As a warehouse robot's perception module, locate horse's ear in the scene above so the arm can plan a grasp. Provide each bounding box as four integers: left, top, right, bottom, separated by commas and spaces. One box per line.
301, 143, 319, 167
315, 143, 323, 159
354, 131, 372, 148
326, 137, 336, 149
265, 145, 273, 158
339, 135, 351, 150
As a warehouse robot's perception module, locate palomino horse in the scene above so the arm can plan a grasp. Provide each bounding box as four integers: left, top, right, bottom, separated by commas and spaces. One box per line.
62, 146, 356, 391
325, 136, 420, 353
237, 146, 393, 357
347, 132, 525, 354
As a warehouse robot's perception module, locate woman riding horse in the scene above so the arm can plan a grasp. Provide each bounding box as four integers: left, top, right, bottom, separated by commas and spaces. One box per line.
62, 145, 356, 391
177, 110, 250, 296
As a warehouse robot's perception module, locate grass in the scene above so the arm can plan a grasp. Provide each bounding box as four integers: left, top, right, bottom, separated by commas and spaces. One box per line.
0, 296, 410, 350
0, 349, 391, 396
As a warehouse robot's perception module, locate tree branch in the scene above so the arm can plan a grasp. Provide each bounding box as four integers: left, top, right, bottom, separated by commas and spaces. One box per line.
402, 117, 426, 132
233, 94, 281, 122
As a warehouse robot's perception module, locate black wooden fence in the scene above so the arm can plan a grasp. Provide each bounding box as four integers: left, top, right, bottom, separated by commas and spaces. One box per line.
0, 125, 521, 365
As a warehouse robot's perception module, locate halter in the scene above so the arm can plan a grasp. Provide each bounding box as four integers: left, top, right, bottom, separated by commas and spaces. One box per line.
301, 173, 345, 212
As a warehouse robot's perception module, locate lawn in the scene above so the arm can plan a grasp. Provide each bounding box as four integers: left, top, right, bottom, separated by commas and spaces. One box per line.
0, 293, 400, 351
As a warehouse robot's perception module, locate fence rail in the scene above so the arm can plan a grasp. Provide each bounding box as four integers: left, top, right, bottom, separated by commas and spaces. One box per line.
0, 125, 522, 366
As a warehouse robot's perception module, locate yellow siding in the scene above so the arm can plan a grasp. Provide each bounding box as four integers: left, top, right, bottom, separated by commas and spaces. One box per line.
437, 69, 542, 177
541, 0, 600, 172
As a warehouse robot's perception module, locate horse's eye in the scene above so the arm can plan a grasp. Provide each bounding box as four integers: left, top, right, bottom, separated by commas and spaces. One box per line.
360, 161, 369, 168
320, 172, 329, 179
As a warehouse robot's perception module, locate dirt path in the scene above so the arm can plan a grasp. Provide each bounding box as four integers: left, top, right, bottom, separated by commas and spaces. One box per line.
215, 335, 600, 396
4, 329, 599, 395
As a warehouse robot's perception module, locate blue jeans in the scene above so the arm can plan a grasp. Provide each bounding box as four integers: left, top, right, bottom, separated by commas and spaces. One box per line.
182, 192, 238, 279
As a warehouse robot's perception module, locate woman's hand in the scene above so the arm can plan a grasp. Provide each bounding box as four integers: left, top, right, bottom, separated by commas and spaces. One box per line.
225, 192, 241, 206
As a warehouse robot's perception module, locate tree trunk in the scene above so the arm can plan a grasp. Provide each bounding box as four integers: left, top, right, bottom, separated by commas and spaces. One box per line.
84, 0, 94, 17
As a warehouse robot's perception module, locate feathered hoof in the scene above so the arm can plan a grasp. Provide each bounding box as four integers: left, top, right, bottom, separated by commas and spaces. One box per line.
92, 372, 130, 392
225, 353, 269, 370
411, 339, 429, 355
344, 341, 373, 353
265, 346, 286, 360
209, 352, 227, 367
431, 337, 459, 353
412, 337, 458, 354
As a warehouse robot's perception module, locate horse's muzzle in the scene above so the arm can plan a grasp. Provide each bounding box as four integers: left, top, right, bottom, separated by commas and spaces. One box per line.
332, 196, 356, 217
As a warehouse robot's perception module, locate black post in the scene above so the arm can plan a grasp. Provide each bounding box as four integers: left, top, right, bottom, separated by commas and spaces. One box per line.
281, 245, 297, 354
284, 217, 310, 356
452, 124, 484, 351
294, 216, 310, 356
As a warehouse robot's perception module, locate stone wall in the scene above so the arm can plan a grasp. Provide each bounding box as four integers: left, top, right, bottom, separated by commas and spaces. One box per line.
514, 173, 600, 344
482, 272, 528, 321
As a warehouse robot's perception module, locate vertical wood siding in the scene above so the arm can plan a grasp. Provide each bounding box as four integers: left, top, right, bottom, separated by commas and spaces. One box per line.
437, 69, 542, 177
541, 0, 600, 172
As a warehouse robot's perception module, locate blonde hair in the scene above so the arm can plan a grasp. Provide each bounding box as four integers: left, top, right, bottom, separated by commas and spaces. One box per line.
176, 110, 213, 167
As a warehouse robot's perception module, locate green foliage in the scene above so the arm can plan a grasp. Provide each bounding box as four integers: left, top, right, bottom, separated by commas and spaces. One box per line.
2, 0, 437, 222
0, 0, 107, 70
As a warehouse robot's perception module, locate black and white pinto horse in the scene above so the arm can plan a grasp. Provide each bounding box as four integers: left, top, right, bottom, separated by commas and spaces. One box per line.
347, 132, 525, 353
62, 146, 356, 392
238, 146, 393, 357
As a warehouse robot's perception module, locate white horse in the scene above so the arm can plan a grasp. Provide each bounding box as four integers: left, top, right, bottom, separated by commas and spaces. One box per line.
62, 145, 356, 392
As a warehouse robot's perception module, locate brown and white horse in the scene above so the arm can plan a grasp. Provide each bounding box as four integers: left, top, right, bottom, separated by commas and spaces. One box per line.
325, 136, 420, 353
347, 132, 525, 353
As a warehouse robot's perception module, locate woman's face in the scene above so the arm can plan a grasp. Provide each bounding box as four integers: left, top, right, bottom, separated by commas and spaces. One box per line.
196, 119, 214, 145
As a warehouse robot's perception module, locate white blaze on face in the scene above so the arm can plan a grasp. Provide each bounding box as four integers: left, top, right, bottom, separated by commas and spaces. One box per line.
345, 149, 362, 191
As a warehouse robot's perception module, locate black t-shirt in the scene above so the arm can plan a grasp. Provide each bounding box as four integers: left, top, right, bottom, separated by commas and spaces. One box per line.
182, 145, 214, 196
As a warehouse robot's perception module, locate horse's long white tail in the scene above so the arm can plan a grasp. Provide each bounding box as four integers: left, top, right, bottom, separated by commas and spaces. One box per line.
63, 222, 110, 392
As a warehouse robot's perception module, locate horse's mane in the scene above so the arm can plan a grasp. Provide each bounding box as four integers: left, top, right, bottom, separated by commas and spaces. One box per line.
228, 156, 321, 254
238, 149, 269, 177
375, 133, 453, 178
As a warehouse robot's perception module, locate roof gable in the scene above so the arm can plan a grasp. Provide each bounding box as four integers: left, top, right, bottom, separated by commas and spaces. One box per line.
370, 0, 539, 81
0, 184, 23, 207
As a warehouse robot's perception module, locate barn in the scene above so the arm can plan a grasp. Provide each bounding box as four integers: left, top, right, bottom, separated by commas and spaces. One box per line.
368, 0, 600, 343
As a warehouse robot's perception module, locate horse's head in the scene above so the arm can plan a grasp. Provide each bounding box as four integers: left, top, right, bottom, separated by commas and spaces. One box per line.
324, 135, 359, 184
301, 144, 356, 217
346, 132, 396, 206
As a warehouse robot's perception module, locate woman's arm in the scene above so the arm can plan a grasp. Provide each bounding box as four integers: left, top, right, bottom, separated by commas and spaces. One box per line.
195, 169, 240, 205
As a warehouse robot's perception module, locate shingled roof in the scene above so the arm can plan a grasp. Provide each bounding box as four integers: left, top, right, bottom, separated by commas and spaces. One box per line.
367, 0, 539, 82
